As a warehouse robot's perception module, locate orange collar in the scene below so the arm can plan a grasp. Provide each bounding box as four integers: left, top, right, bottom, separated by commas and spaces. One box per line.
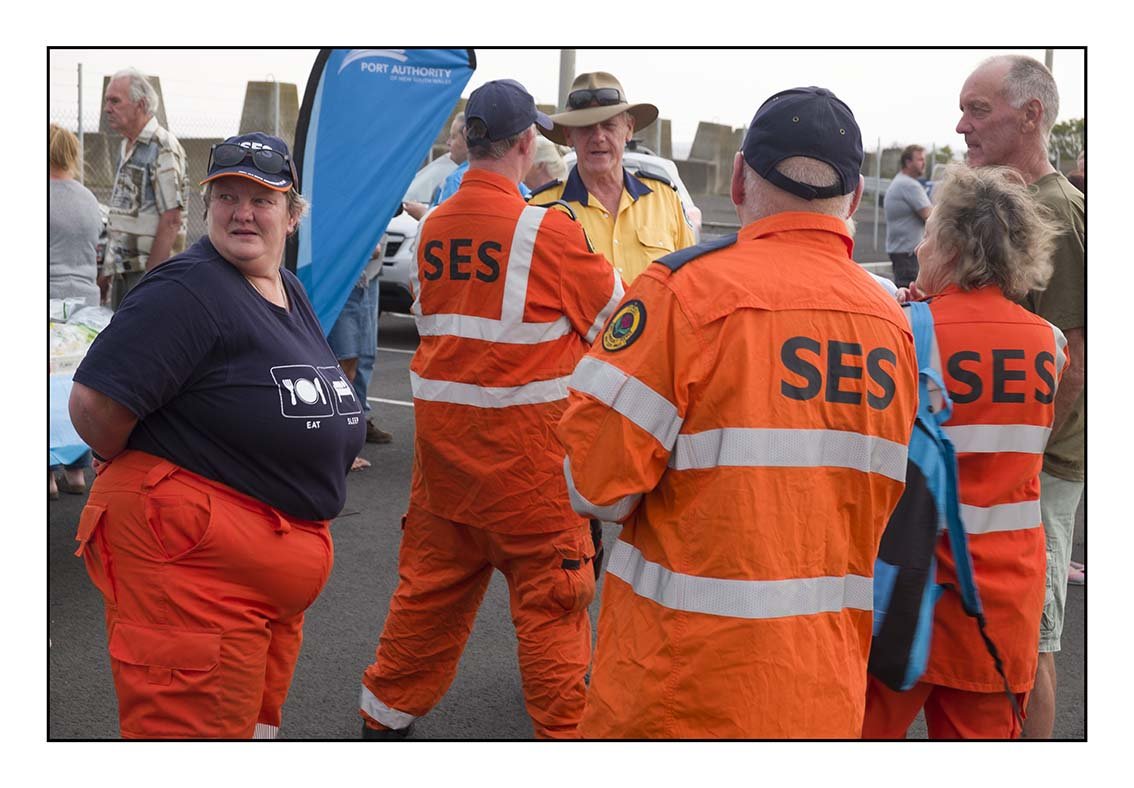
459, 168, 524, 196
929, 282, 1004, 301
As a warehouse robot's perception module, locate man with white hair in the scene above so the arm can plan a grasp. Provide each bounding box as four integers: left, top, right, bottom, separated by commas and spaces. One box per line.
557, 86, 918, 737
102, 68, 189, 308
955, 54, 1085, 740
533, 71, 695, 284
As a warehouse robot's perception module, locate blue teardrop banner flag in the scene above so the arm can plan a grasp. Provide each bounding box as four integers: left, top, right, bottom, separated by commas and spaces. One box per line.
289, 48, 476, 331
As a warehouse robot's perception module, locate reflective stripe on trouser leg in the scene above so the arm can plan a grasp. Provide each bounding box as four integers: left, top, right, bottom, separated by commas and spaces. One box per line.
360, 505, 495, 722
77, 451, 333, 739
492, 521, 594, 738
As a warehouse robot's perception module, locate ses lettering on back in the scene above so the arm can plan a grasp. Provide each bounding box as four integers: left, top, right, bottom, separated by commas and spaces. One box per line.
422, 238, 501, 283
946, 349, 1057, 404
781, 337, 898, 410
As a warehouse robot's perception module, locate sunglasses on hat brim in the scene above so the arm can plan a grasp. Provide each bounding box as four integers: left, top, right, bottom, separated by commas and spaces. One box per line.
207, 143, 297, 185
567, 87, 623, 110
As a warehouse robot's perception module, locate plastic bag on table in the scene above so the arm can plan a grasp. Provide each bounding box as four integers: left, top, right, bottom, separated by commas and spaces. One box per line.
49, 322, 96, 357
67, 305, 115, 335
50, 297, 93, 322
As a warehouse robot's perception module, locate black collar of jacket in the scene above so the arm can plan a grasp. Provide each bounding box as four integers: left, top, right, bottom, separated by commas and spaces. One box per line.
561, 165, 653, 206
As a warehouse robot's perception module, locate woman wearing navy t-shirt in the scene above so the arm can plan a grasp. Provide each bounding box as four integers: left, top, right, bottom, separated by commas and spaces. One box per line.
70, 133, 365, 739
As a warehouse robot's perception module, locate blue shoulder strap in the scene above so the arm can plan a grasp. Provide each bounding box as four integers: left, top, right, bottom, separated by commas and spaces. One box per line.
905, 302, 983, 617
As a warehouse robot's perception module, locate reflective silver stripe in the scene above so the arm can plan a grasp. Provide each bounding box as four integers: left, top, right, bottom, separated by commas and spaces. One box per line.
411, 206, 576, 345
960, 499, 1042, 534
946, 424, 1052, 454
499, 206, 543, 323
563, 456, 641, 521
584, 276, 626, 345
359, 685, 418, 730
410, 371, 569, 408
568, 356, 683, 449
1052, 323, 1068, 379
415, 312, 573, 345
669, 427, 908, 481
252, 723, 278, 740
607, 540, 874, 619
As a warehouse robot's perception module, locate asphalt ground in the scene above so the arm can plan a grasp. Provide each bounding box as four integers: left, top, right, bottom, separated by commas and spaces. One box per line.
48, 307, 1085, 740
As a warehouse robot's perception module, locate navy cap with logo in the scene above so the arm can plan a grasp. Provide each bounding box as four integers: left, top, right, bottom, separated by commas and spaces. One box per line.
200, 132, 297, 192
464, 79, 553, 147
741, 86, 863, 201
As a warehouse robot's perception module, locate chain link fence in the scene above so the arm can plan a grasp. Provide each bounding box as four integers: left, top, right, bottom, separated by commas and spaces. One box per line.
50, 63, 296, 245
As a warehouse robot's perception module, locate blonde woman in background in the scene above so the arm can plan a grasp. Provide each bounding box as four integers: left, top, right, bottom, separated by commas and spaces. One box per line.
50, 123, 103, 498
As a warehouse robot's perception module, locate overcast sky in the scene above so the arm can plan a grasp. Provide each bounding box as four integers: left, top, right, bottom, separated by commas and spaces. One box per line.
49, 48, 1085, 158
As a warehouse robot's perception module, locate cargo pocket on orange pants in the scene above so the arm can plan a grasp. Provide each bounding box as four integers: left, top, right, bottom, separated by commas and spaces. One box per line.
108, 619, 223, 738
550, 531, 597, 614
143, 479, 215, 561
75, 502, 116, 604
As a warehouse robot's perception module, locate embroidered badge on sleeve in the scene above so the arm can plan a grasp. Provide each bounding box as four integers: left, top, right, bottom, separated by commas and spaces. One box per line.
602, 299, 647, 352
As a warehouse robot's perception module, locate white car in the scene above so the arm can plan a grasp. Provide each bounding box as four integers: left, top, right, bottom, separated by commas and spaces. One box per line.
377, 209, 420, 315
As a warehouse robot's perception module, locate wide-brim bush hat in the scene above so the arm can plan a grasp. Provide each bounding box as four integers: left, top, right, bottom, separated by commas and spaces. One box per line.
541, 72, 658, 145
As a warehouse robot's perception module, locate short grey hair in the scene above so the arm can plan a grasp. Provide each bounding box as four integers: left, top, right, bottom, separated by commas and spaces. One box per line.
743, 156, 855, 218
202, 181, 310, 235
982, 55, 1060, 143
466, 123, 533, 161
111, 67, 160, 116
930, 163, 1058, 299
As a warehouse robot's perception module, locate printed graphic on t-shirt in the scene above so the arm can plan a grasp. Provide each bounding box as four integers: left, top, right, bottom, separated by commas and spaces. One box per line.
270, 364, 362, 418
317, 365, 363, 415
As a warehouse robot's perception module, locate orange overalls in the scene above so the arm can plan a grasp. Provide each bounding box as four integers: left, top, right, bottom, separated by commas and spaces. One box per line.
558, 213, 919, 738
75, 450, 333, 739
359, 169, 625, 738
863, 285, 1067, 739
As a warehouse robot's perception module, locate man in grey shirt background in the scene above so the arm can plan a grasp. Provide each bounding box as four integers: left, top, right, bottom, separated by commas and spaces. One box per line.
884, 144, 932, 287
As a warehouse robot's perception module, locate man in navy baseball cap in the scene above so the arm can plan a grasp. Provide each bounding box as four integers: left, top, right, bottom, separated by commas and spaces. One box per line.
201, 131, 297, 192
740, 86, 864, 201
463, 79, 553, 148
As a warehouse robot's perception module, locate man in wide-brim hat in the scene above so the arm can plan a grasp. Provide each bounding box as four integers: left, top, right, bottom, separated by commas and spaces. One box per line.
530, 71, 695, 284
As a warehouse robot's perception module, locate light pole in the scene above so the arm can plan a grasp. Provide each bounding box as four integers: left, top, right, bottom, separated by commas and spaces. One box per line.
558, 50, 575, 111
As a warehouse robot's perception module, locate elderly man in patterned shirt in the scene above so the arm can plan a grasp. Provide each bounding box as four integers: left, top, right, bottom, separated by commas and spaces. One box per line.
101, 67, 189, 308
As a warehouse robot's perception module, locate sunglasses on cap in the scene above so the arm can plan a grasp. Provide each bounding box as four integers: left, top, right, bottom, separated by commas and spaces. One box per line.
567, 87, 623, 110
208, 143, 297, 181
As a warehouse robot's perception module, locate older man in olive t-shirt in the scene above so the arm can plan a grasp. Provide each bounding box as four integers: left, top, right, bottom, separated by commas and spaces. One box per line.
956, 54, 1085, 740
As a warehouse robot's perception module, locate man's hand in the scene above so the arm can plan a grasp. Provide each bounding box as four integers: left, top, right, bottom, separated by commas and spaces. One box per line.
97, 272, 111, 305
146, 207, 183, 271
402, 201, 429, 221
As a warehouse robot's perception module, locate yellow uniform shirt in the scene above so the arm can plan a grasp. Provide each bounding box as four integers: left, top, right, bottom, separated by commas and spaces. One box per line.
529, 165, 695, 283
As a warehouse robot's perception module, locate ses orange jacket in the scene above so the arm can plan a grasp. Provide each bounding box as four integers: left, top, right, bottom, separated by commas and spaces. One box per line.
558, 213, 919, 738
408, 168, 625, 533
919, 285, 1067, 693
